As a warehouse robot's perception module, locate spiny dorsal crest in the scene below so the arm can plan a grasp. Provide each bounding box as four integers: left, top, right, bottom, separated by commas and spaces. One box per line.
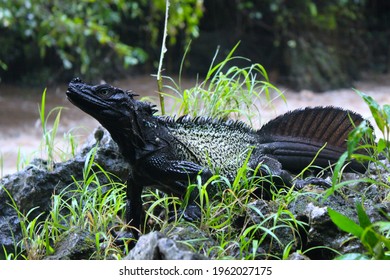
160, 115, 253, 132
258, 106, 365, 148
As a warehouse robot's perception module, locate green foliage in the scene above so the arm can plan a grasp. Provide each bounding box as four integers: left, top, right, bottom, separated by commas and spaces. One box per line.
265, 0, 365, 33
324, 89, 390, 199
37, 88, 80, 170
355, 89, 390, 156
329, 203, 390, 260
2, 147, 130, 260
324, 91, 390, 258
5, 79, 389, 260
38, 88, 62, 170
162, 43, 284, 124
3, 37, 389, 259
0, 0, 203, 79
142, 152, 310, 260
1, 0, 142, 76
2, 185, 48, 259
234, 0, 368, 91
147, 0, 203, 46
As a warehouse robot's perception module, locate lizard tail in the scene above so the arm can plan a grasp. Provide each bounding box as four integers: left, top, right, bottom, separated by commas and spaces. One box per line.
257, 107, 371, 173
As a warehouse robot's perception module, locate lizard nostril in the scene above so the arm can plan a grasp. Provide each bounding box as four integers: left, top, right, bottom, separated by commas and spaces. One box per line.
71, 77, 83, 83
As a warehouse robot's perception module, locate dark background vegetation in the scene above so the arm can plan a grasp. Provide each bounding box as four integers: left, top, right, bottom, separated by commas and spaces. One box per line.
0, 0, 389, 91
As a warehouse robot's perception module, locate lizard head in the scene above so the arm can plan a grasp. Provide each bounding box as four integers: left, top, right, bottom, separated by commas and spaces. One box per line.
66, 77, 158, 157
66, 77, 153, 120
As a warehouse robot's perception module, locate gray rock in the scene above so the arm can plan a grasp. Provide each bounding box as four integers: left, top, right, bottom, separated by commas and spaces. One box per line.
163, 223, 216, 252
0, 127, 130, 255
287, 183, 389, 259
244, 199, 299, 258
124, 231, 207, 260
1, 125, 389, 260
288, 252, 310, 260
44, 227, 95, 260
242, 173, 389, 260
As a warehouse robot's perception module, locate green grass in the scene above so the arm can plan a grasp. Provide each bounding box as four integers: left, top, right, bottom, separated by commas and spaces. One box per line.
3, 146, 131, 260
2, 48, 389, 260
329, 202, 390, 260
5, 88, 80, 173
140, 153, 311, 260
323, 90, 390, 260
38, 88, 63, 170
134, 79, 390, 260
160, 43, 285, 125
323, 89, 390, 200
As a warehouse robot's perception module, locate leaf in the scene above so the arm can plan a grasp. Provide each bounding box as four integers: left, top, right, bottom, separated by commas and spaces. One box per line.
355, 89, 385, 132
377, 139, 387, 153
308, 2, 318, 16
383, 104, 390, 124
331, 152, 348, 186
39, 88, 47, 133
0, 60, 8, 70
356, 203, 379, 250
328, 208, 363, 238
355, 202, 372, 229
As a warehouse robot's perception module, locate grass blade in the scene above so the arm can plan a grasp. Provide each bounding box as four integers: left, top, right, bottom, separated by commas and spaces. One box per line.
328, 207, 363, 237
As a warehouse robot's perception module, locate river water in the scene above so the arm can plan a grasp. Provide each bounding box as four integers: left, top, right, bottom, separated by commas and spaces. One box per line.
0, 74, 389, 177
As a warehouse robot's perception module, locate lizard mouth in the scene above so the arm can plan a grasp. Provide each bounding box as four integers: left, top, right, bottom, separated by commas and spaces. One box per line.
65, 89, 75, 104
66, 81, 126, 122
65, 77, 85, 103
66, 84, 104, 115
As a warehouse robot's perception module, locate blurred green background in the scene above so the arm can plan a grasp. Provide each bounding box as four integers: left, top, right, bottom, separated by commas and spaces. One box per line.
0, 0, 389, 91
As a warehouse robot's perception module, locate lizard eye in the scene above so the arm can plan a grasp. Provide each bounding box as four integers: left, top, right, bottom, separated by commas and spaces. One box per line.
97, 87, 113, 97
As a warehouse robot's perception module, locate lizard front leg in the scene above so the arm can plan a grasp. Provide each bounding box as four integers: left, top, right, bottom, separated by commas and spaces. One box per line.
138, 155, 213, 196
127, 156, 212, 236
125, 172, 143, 240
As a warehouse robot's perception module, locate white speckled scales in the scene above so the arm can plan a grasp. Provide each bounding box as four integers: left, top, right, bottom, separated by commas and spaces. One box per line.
164, 116, 259, 178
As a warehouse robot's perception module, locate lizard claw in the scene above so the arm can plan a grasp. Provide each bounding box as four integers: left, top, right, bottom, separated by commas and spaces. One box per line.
168, 204, 202, 223
109, 226, 139, 250
182, 204, 202, 222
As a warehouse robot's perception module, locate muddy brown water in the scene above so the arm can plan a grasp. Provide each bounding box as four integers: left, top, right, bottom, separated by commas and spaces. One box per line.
0, 74, 389, 177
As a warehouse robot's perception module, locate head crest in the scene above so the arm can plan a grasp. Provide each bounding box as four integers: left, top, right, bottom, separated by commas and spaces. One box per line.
125, 90, 139, 98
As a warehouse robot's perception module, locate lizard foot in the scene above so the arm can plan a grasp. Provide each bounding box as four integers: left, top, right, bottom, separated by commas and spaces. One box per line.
168, 204, 202, 223
109, 226, 139, 250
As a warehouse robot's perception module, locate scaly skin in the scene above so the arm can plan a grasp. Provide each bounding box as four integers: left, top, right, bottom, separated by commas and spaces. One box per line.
66, 78, 369, 240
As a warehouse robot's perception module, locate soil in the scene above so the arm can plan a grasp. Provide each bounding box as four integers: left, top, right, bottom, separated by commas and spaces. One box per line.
0, 73, 389, 177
